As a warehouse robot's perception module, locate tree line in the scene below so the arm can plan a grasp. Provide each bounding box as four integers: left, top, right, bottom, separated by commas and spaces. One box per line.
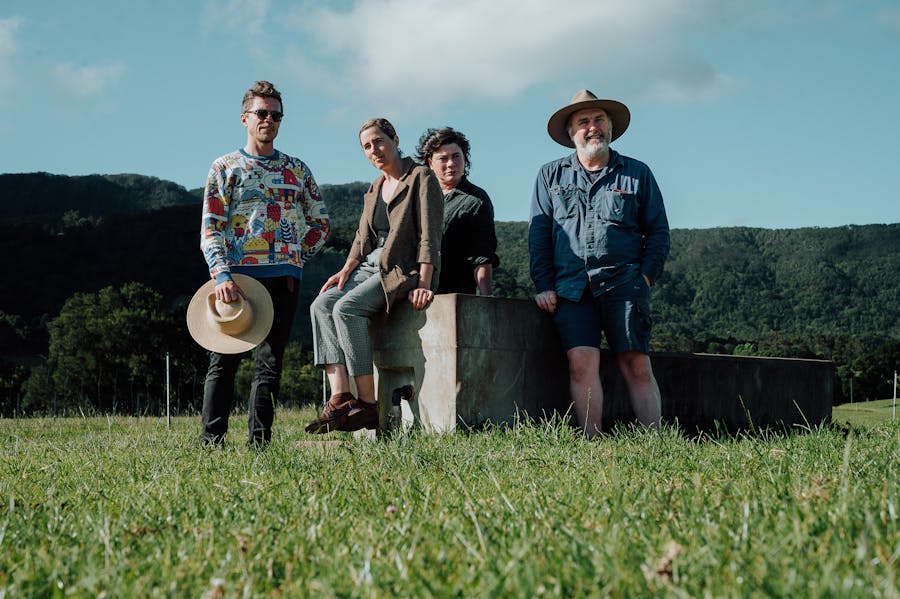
0, 173, 898, 415
7, 283, 322, 418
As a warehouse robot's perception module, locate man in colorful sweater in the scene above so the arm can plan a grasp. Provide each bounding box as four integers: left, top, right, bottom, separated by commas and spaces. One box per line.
199, 80, 330, 446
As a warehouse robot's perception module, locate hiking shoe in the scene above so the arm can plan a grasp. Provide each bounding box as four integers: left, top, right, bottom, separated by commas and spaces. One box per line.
305, 392, 356, 434
340, 399, 380, 432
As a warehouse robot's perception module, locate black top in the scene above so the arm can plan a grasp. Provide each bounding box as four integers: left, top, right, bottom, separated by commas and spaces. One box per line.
373, 197, 390, 246
436, 178, 500, 294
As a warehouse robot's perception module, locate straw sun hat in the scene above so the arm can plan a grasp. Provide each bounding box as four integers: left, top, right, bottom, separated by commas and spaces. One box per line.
546, 89, 630, 148
186, 274, 274, 354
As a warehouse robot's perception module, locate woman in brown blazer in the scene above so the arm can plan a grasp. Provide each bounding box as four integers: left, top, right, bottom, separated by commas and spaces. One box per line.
306, 118, 443, 434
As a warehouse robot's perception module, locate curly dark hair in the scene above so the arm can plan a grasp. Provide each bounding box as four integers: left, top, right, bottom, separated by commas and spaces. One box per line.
414, 127, 472, 176
241, 80, 283, 113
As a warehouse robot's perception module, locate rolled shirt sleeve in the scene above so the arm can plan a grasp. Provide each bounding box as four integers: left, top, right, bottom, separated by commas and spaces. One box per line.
416, 169, 444, 268
468, 198, 499, 269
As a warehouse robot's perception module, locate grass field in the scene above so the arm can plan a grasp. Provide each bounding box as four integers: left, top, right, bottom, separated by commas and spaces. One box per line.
833, 398, 899, 428
1, 410, 898, 598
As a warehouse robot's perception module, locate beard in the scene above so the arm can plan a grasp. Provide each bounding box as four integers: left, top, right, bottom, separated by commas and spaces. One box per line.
575, 134, 609, 160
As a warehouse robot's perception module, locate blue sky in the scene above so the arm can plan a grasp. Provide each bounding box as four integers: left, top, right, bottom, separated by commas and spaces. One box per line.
2, 0, 899, 229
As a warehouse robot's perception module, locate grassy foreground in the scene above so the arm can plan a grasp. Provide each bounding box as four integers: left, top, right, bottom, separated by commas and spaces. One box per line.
0, 411, 898, 598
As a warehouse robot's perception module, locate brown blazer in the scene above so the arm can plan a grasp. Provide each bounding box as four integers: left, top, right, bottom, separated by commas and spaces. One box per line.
349, 156, 443, 312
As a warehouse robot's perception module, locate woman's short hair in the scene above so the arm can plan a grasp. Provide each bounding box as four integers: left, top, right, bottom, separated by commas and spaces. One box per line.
358, 118, 403, 157
415, 127, 472, 176
359, 118, 398, 141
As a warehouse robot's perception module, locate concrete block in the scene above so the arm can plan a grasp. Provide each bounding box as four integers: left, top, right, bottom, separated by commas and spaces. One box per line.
605, 352, 834, 433
370, 294, 833, 434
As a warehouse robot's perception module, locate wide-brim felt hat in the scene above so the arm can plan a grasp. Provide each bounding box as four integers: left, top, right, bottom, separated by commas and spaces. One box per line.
547, 89, 630, 148
186, 274, 274, 354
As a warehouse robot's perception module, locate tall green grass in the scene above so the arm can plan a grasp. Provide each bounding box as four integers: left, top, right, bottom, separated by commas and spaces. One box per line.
1, 411, 897, 597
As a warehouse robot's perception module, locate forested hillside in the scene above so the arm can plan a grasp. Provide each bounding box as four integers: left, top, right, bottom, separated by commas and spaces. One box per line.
1, 173, 898, 411
0, 176, 366, 351
0, 172, 199, 226
490, 222, 900, 344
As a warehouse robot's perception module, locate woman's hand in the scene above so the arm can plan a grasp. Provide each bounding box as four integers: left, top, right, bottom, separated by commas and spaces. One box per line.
319, 272, 343, 294
319, 268, 350, 294
320, 259, 361, 294
408, 287, 435, 310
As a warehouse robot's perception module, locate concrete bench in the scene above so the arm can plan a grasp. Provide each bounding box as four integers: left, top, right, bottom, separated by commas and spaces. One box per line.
370, 294, 833, 434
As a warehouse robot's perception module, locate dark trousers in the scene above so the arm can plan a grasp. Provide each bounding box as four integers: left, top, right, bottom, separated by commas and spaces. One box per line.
200, 276, 299, 445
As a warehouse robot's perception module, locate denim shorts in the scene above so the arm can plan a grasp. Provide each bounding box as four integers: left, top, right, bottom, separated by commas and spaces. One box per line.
553, 277, 652, 353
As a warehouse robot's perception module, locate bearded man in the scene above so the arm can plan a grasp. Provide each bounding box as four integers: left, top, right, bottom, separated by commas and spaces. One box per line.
529, 90, 670, 437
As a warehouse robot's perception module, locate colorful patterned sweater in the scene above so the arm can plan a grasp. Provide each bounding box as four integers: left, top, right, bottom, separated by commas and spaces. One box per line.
201, 149, 330, 284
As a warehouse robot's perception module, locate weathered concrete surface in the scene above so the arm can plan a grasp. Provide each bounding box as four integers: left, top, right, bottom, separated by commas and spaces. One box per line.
371, 294, 833, 433
606, 352, 834, 432
370, 294, 568, 432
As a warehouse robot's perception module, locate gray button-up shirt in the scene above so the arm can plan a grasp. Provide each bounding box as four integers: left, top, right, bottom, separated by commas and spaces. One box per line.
529, 150, 670, 301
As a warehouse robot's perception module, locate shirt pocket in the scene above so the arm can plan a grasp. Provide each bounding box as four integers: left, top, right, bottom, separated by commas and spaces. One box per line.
599, 190, 637, 225
550, 185, 581, 220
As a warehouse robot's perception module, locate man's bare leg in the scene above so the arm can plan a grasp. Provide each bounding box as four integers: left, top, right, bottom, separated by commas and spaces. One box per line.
567, 346, 604, 438
617, 350, 661, 427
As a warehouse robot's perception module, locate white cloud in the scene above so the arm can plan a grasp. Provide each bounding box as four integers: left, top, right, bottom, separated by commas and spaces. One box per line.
877, 7, 900, 36
0, 17, 20, 56
0, 17, 23, 94
203, 0, 271, 37
643, 59, 741, 104
52, 62, 126, 99
280, 0, 734, 117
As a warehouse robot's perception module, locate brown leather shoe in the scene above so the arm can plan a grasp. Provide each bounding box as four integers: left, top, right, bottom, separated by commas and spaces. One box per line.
305, 392, 356, 434
340, 399, 379, 431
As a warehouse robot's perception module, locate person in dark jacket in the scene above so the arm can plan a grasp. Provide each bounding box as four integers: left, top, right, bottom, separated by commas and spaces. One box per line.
529, 90, 670, 437
416, 127, 498, 295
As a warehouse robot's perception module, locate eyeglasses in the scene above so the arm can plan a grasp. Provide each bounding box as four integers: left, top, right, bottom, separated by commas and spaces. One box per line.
245, 109, 284, 122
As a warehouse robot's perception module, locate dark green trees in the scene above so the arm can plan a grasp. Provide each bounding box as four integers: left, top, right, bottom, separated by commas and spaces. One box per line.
23, 283, 201, 415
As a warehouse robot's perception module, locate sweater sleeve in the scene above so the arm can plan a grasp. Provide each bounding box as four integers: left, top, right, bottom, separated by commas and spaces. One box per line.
200, 160, 232, 283
298, 167, 330, 262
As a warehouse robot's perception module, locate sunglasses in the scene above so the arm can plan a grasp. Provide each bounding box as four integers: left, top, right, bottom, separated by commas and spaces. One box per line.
245, 109, 284, 122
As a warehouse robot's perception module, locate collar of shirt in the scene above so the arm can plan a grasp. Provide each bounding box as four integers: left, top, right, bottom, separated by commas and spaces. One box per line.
565, 149, 624, 192
566, 149, 624, 174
